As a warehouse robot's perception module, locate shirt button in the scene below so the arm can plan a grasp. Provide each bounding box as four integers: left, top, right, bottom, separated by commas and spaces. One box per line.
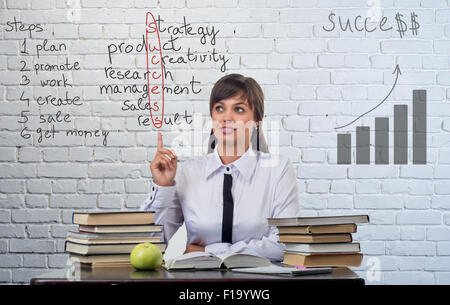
226, 167, 230, 171
152, 186, 155, 191
150, 196, 153, 200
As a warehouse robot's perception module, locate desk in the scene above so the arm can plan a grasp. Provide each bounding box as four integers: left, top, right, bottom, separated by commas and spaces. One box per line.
30, 266, 364, 285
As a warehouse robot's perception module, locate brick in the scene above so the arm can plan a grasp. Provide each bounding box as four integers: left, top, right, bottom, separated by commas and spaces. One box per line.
280, 70, 329, 85
31, 0, 55, 9
293, 133, 336, 148
104, 180, 125, 193
301, 149, 327, 163
326, 195, 353, 209
125, 180, 149, 193
427, 227, 450, 241
94, 148, 120, 162
53, 24, 78, 39
437, 242, 450, 255
400, 226, 426, 241
277, 39, 326, 53
78, 179, 103, 194
349, 166, 397, 178
425, 257, 450, 272
358, 241, 385, 255
0, 164, 35, 178
51, 224, 73, 238
282, 116, 308, 131
12, 268, 49, 283
18, 147, 42, 162
355, 181, 380, 194
37, 164, 87, 178
404, 196, 430, 209
386, 241, 436, 256
298, 195, 327, 210
124, 194, 148, 208
0, 224, 26, 238
0, 180, 25, 193
397, 211, 441, 225
381, 180, 409, 194
381, 40, 432, 54
0, 254, 21, 267
435, 181, 450, 194
305, 180, 329, 193
0, 270, 11, 283
408, 181, 433, 195
79, 24, 103, 39
355, 226, 400, 241
0, 210, 10, 223
42, 148, 69, 162
23, 254, 46, 267
10, 239, 55, 253
69, 147, 94, 162
25, 195, 48, 208
0, 194, 25, 208
297, 165, 346, 179
121, 148, 148, 163
226, 39, 273, 53
436, 273, 450, 284
49, 195, 97, 209
48, 254, 69, 268
355, 195, 403, 209
12, 210, 59, 223
330, 180, 354, 194
331, 70, 382, 84
98, 194, 123, 209
52, 180, 77, 193
27, 225, 50, 238
432, 196, 450, 209
26, 180, 52, 194
0, 148, 16, 161
398, 257, 426, 271
318, 54, 344, 68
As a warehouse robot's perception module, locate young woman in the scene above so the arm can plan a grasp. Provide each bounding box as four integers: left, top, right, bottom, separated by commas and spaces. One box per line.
140, 74, 300, 261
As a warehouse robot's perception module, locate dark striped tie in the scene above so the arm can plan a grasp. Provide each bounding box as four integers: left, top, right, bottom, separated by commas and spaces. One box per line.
222, 173, 234, 243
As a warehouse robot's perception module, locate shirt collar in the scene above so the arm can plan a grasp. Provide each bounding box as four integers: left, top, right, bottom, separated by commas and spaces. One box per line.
204, 145, 258, 182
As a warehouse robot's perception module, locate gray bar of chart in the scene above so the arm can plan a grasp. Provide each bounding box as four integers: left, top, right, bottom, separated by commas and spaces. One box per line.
413, 89, 427, 164
337, 134, 351, 164
394, 105, 408, 164
356, 126, 370, 164
375, 117, 389, 164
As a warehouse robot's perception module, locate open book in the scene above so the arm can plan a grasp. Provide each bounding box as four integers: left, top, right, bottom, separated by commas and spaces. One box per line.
164, 251, 271, 270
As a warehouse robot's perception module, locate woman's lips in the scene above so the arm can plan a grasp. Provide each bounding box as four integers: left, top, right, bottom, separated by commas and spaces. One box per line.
221, 127, 235, 134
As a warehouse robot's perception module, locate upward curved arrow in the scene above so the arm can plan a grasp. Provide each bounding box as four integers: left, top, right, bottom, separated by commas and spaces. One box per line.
335, 64, 402, 130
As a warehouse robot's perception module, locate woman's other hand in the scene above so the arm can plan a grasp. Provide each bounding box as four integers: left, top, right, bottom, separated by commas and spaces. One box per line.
184, 243, 206, 254
150, 131, 178, 186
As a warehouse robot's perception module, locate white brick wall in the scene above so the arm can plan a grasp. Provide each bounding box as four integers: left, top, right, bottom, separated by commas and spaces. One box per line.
0, 1, 449, 285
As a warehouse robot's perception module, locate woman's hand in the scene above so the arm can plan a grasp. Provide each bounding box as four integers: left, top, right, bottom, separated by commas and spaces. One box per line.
150, 132, 178, 187
184, 243, 205, 254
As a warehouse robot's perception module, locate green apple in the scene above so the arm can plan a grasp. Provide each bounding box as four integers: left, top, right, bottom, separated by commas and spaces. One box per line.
130, 243, 163, 270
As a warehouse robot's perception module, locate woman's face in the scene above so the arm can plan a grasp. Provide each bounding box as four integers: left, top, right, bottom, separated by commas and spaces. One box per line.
211, 94, 257, 155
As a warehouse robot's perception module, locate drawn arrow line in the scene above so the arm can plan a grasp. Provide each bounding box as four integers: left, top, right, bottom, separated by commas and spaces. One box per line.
334, 64, 402, 131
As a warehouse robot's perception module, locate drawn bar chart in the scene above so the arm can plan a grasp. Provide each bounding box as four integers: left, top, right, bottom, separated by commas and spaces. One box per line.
337, 89, 427, 165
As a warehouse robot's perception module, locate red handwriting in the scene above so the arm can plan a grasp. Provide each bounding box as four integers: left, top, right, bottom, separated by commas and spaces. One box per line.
145, 12, 164, 128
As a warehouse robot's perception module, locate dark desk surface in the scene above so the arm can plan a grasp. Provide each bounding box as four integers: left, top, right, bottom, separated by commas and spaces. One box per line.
30, 265, 364, 285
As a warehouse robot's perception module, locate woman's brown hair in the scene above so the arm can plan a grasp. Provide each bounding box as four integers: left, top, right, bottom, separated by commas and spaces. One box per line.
207, 74, 269, 153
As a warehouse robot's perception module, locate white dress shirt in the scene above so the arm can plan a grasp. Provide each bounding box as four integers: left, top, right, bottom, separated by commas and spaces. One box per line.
140, 145, 301, 261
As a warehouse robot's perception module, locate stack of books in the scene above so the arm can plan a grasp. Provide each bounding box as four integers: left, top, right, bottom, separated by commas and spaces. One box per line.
65, 211, 166, 268
268, 214, 369, 268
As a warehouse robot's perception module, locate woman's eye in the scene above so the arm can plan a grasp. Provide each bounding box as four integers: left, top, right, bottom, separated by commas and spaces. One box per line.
235, 107, 244, 113
215, 106, 223, 111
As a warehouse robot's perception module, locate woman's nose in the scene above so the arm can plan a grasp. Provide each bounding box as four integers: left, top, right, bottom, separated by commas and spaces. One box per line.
221, 109, 234, 121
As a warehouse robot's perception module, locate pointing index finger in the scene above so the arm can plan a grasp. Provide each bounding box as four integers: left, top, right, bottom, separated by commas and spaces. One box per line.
157, 132, 163, 150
